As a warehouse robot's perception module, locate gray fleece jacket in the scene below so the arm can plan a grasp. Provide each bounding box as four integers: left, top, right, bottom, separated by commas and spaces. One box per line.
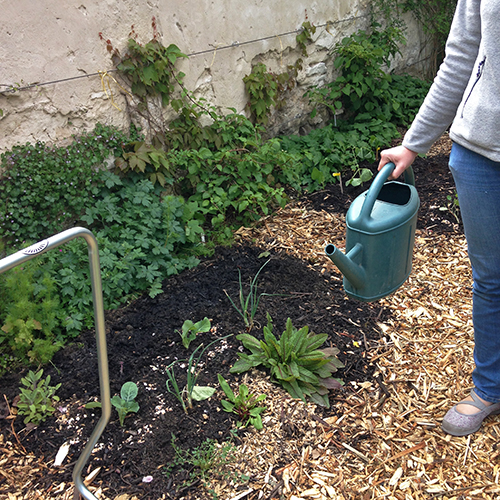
403, 0, 500, 161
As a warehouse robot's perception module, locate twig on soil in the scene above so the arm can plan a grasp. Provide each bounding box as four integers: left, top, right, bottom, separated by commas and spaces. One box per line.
3, 394, 25, 453
341, 442, 370, 463
228, 488, 254, 500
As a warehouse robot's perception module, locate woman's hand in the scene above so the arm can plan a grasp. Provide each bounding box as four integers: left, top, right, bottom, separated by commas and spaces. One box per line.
378, 146, 418, 179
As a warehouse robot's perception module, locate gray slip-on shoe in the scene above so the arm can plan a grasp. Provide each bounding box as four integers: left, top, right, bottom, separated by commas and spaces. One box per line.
441, 389, 500, 437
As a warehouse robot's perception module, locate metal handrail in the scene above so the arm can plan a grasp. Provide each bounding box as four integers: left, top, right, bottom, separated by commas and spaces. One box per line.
0, 227, 111, 500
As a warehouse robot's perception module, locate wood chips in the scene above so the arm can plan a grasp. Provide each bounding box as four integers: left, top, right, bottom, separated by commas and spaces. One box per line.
225, 204, 500, 500
2, 139, 500, 500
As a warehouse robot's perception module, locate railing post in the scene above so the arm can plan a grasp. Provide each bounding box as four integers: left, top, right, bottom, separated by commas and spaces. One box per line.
0, 227, 111, 500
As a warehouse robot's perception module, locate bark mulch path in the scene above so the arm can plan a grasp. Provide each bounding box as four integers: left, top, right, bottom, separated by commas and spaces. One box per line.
3, 133, 500, 500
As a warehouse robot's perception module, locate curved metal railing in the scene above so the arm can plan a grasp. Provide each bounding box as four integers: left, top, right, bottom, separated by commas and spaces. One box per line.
0, 227, 111, 500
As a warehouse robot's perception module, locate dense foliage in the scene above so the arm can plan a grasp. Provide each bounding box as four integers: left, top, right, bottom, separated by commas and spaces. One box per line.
371, 0, 457, 73
0, 25, 431, 372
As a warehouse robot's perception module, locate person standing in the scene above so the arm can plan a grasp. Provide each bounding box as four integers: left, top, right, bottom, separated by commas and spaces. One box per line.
378, 0, 500, 436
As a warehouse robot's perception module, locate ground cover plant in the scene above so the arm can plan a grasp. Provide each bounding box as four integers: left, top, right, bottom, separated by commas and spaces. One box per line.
218, 374, 267, 430
111, 381, 140, 426
230, 314, 344, 407
16, 369, 61, 425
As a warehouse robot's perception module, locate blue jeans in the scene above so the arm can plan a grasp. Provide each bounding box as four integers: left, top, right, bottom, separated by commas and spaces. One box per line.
449, 142, 500, 403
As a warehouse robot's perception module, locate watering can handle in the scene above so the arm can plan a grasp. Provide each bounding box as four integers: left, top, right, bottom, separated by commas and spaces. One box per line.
359, 162, 415, 220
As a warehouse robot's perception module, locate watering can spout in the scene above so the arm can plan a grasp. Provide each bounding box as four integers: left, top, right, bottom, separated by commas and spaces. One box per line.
325, 243, 366, 290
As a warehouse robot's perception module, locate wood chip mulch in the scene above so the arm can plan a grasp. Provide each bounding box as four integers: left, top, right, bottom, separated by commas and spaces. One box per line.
3, 136, 500, 500
228, 203, 500, 500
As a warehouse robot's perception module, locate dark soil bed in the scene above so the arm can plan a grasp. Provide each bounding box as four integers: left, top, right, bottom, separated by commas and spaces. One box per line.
0, 135, 458, 499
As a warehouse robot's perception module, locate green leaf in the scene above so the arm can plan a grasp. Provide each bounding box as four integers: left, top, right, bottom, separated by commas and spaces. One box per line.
193, 317, 211, 333
236, 333, 262, 352
191, 385, 216, 401
126, 401, 140, 413
297, 366, 319, 384
230, 357, 257, 373
120, 382, 138, 402
218, 374, 235, 401
142, 65, 159, 85
85, 401, 102, 409
303, 333, 328, 352
221, 400, 235, 412
249, 407, 266, 417
309, 391, 330, 407
250, 415, 264, 430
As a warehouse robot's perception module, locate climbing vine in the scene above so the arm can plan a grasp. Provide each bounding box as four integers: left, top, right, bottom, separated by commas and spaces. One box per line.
243, 61, 301, 126
100, 19, 187, 109
371, 0, 457, 74
295, 21, 316, 56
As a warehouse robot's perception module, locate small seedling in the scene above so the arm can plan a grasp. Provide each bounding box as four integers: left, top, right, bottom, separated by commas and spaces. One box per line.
17, 369, 61, 425
224, 259, 272, 331
177, 317, 211, 349
218, 375, 266, 430
164, 434, 248, 492
166, 337, 229, 413
111, 381, 140, 426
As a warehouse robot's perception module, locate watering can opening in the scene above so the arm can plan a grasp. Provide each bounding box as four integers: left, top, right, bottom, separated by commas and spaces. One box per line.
325, 243, 336, 255
377, 182, 412, 206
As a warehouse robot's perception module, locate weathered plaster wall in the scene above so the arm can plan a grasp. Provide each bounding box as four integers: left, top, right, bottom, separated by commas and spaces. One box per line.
0, 0, 431, 154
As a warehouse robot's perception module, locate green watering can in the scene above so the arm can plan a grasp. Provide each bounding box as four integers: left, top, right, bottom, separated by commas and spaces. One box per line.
325, 162, 419, 302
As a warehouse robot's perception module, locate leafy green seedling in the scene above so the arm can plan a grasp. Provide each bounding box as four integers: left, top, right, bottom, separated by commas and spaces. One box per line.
224, 259, 272, 331
177, 317, 211, 349
111, 381, 140, 426
166, 337, 229, 413
231, 315, 344, 407
218, 375, 266, 430
17, 369, 61, 425
164, 434, 247, 491
346, 167, 373, 187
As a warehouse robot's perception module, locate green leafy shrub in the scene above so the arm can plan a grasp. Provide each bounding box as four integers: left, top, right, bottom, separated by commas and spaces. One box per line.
306, 25, 430, 128
279, 122, 395, 191
230, 315, 344, 407
40, 172, 202, 335
307, 25, 404, 122
17, 369, 61, 425
114, 140, 173, 187
168, 145, 286, 230
0, 124, 129, 248
164, 103, 261, 152
0, 261, 63, 368
111, 381, 140, 426
218, 375, 266, 430
282, 26, 430, 191
388, 73, 431, 126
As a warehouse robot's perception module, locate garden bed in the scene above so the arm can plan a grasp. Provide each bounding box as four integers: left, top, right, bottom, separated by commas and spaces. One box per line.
4, 134, 497, 500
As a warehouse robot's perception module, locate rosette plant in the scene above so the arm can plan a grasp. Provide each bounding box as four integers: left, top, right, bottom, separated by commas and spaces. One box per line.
230, 314, 344, 407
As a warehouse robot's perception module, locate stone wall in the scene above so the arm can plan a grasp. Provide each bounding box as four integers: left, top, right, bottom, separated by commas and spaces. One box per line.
0, 0, 431, 154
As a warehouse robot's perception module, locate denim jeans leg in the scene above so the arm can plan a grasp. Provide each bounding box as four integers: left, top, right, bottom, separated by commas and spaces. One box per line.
449, 142, 500, 403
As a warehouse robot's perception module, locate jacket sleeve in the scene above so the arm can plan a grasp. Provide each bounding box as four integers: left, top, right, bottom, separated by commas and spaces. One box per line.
402, 0, 481, 154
